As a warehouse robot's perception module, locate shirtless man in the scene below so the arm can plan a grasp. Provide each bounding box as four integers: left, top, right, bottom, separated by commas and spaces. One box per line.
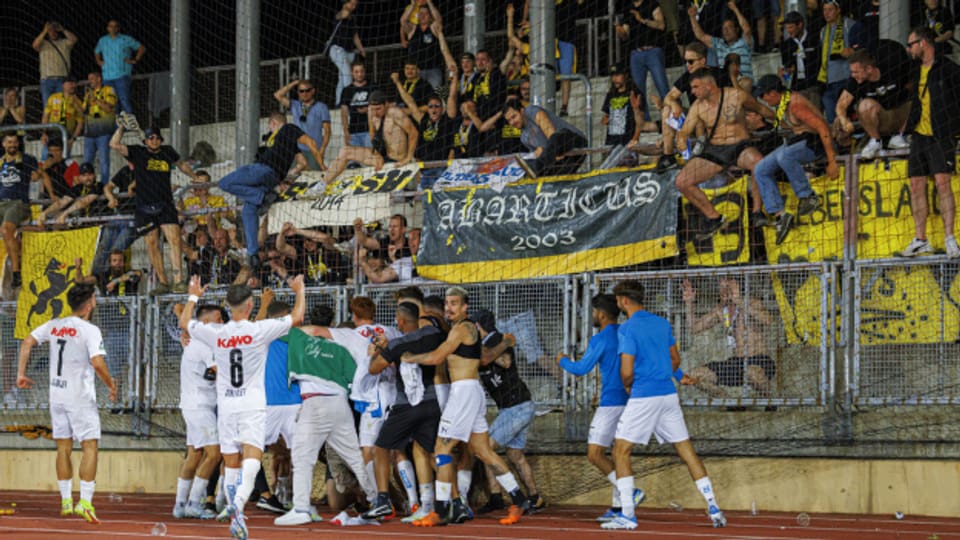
682, 277, 775, 399
676, 68, 774, 239
752, 74, 839, 245
323, 90, 418, 184
401, 287, 530, 527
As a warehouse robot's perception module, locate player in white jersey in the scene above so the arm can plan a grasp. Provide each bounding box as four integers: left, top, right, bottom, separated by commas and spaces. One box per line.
343, 296, 402, 498
17, 284, 116, 524
179, 275, 306, 540
174, 304, 227, 519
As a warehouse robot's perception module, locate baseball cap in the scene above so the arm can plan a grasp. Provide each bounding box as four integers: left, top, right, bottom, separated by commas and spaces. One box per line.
782, 11, 804, 25
609, 62, 627, 76
79, 162, 95, 174
143, 127, 163, 141
752, 74, 784, 98
474, 309, 498, 333
461, 52, 475, 61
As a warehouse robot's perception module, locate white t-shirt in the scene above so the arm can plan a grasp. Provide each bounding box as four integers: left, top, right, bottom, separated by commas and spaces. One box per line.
31, 316, 106, 407
335, 324, 400, 406
179, 338, 217, 409
188, 316, 292, 415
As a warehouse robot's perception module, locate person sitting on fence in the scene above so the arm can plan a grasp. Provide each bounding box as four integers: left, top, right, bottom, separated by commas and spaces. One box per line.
36, 161, 102, 227
0, 132, 38, 289
323, 90, 418, 185
674, 68, 774, 239
502, 97, 587, 178
681, 276, 776, 400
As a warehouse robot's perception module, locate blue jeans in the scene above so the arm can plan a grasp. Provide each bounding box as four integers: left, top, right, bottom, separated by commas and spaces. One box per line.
93, 221, 137, 274
84, 134, 112, 185
104, 75, 133, 113
218, 163, 277, 255
349, 132, 371, 148
755, 140, 817, 215
629, 48, 670, 121
329, 45, 355, 107
40, 78, 64, 112
821, 80, 846, 124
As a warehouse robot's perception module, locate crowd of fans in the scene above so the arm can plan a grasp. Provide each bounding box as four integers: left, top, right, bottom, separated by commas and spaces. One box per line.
0, 0, 958, 295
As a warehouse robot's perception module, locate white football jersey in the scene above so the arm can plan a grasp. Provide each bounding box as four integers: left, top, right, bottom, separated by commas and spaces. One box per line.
188, 316, 292, 414
335, 324, 401, 406
30, 316, 106, 407
179, 338, 217, 409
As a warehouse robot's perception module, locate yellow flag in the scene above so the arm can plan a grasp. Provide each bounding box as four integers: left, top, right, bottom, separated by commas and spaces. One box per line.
684, 175, 750, 266
15, 227, 101, 339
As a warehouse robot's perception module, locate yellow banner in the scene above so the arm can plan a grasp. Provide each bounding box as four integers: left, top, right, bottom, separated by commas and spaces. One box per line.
15, 227, 101, 339
684, 175, 750, 266
761, 172, 844, 263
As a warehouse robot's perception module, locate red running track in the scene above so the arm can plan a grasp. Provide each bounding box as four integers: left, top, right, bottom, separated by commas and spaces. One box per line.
0, 490, 958, 539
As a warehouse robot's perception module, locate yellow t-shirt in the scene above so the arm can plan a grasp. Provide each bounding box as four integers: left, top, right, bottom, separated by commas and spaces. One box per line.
181, 194, 227, 227
44, 92, 81, 134
916, 65, 933, 136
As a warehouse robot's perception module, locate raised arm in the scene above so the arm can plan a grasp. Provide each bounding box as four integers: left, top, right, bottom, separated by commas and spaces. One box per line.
289, 275, 307, 326
400, 2, 417, 41
276, 222, 298, 258
392, 72, 424, 121
687, 5, 714, 47
727, 1, 752, 44
109, 125, 129, 157
32, 24, 49, 52
274, 80, 298, 110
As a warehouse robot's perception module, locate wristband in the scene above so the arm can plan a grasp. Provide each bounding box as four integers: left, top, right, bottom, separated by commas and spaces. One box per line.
674, 368, 684, 381
188, 294, 200, 304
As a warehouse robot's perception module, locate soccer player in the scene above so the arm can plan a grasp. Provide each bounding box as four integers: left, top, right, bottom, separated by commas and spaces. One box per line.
402, 287, 530, 526
363, 302, 445, 522
556, 294, 638, 521
604, 280, 725, 530
179, 275, 306, 540
174, 303, 225, 519
17, 284, 116, 524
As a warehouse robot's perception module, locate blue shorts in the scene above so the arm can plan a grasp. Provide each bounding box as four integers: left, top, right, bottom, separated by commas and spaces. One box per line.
489, 400, 535, 449
557, 40, 576, 75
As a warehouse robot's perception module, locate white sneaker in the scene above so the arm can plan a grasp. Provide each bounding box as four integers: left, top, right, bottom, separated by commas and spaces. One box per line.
947, 236, 960, 258
860, 138, 883, 160
888, 134, 910, 149
172, 502, 186, 519
600, 513, 638, 530
899, 238, 933, 257
401, 505, 431, 523
183, 502, 203, 518
274, 507, 321, 526
709, 509, 727, 528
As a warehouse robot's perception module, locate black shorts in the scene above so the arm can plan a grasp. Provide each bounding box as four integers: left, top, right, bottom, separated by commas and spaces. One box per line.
704, 355, 776, 387
700, 141, 752, 167
134, 203, 179, 237
907, 134, 956, 177
375, 399, 441, 453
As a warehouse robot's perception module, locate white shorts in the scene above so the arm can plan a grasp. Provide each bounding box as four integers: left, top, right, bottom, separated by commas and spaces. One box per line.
358, 410, 385, 448
588, 405, 625, 447
614, 394, 690, 445
218, 409, 266, 454
436, 383, 450, 410
50, 402, 100, 442
437, 379, 488, 443
182, 407, 218, 448
265, 404, 299, 447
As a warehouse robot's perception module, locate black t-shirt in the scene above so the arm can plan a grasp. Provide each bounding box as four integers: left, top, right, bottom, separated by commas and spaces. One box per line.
556, 0, 584, 42
67, 181, 108, 217
125, 145, 180, 211
44, 159, 78, 198
96, 268, 141, 297
257, 124, 304, 180
0, 154, 37, 203
408, 25, 444, 71
379, 236, 411, 263
478, 332, 532, 410
416, 113, 458, 162
781, 32, 820, 90
286, 237, 345, 285
399, 78, 435, 109
926, 6, 955, 57
498, 116, 526, 154
453, 120, 483, 159
673, 66, 731, 104
330, 13, 358, 50
624, 0, 664, 50
107, 166, 137, 214
602, 84, 641, 146
339, 83, 376, 135
471, 69, 507, 120
844, 39, 911, 110
381, 322, 445, 398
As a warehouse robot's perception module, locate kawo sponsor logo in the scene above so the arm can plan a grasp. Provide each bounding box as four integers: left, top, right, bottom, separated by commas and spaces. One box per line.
50, 327, 78, 337
217, 335, 253, 348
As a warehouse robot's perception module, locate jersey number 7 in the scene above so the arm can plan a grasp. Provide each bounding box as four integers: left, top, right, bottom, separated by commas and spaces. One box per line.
56, 339, 67, 377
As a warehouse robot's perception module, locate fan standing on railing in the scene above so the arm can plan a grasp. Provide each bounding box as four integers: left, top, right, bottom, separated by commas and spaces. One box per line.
0, 133, 38, 289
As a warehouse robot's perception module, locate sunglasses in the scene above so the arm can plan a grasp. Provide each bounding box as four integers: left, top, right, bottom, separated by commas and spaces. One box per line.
427, 104, 442, 109
146, 135, 162, 140
907, 40, 921, 47
298, 88, 314, 93
685, 58, 701, 65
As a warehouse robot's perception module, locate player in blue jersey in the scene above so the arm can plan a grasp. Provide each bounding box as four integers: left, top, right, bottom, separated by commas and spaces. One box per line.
603, 280, 726, 530
557, 294, 641, 521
